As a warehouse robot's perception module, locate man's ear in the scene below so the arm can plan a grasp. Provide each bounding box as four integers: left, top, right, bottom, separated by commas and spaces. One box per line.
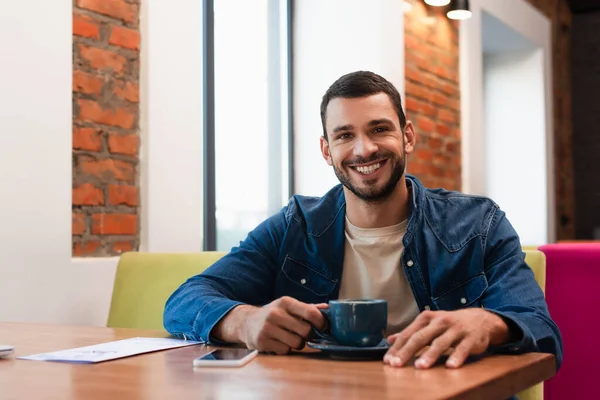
403, 121, 416, 154
320, 136, 333, 166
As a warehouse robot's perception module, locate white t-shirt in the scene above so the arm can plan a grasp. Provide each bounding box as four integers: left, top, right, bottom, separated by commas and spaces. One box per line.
338, 216, 420, 335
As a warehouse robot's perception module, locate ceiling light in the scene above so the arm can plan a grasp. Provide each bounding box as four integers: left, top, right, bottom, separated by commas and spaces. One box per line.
447, 0, 472, 20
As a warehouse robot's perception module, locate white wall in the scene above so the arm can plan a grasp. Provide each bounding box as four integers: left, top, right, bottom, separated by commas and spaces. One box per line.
0, 0, 74, 324
484, 50, 547, 245
294, 0, 405, 196
460, 0, 555, 243
141, 0, 205, 253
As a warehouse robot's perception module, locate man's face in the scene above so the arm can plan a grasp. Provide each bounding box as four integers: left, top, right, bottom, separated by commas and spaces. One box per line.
320, 93, 414, 203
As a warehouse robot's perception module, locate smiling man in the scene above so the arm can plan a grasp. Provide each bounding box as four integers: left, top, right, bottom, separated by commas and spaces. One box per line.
164, 71, 563, 370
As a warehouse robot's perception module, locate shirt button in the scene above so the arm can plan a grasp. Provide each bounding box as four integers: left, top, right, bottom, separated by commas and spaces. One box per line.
460, 298, 467, 305
424, 305, 431, 311
407, 260, 414, 267
510, 347, 520, 352
300, 278, 307, 285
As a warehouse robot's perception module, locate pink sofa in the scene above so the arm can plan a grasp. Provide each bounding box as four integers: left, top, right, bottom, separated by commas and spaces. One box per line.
540, 243, 600, 400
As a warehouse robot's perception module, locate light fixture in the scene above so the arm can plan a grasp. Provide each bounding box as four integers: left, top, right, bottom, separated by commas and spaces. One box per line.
424, 0, 451, 6
403, 1, 413, 13
447, 0, 472, 20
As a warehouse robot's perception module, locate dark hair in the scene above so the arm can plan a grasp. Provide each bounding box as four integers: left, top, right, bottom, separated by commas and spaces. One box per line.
320, 71, 407, 139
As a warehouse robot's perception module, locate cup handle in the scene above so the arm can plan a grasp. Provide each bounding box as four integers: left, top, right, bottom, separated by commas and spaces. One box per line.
312, 308, 334, 341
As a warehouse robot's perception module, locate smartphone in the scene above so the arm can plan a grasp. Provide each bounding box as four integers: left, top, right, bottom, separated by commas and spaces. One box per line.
193, 348, 258, 368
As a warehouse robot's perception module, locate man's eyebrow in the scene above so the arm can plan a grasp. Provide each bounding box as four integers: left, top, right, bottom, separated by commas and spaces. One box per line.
333, 124, 354, 134
368, 118, 395, 127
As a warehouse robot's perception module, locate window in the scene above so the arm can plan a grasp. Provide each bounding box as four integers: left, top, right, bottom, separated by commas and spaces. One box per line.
203, 0, 293, 251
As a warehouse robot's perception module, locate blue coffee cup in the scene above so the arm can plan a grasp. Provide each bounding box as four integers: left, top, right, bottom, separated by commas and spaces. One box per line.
315, 299, 387, 347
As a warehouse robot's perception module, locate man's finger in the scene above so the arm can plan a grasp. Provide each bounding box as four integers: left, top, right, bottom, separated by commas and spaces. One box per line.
384, 312, 434, 364
446, 338, 475, 368
270, 325, 305, 350
386, 321, 448, 367
273, 310, 313, 339
281, 297, 326, 330
414, 329, 463, 369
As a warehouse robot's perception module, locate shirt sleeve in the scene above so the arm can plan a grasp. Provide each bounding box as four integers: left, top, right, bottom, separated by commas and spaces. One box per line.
480, 207, 563, 370
163, 205, 289, 343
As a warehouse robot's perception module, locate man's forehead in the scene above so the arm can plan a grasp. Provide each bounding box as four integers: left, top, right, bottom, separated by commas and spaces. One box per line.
325, 93, 398, 127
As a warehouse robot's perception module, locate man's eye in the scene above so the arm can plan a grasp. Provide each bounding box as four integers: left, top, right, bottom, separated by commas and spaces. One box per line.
338, 133, 352, 140
374, 127, 387, 133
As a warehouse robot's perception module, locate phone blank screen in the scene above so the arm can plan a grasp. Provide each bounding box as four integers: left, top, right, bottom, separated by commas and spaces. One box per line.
199, 349, 255, 361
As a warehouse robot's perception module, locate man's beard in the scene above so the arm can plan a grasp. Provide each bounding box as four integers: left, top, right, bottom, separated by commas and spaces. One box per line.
332, 150, 405, 203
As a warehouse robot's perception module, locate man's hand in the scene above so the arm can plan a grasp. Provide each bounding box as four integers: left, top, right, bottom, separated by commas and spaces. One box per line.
213, 296, 327, 355
384, 308, 512, 369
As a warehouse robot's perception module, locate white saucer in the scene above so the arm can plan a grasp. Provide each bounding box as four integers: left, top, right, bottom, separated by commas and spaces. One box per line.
0, 345, 15, 358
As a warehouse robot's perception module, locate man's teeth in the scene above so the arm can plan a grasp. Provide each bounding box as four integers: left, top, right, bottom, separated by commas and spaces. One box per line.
356, 162, 381, 174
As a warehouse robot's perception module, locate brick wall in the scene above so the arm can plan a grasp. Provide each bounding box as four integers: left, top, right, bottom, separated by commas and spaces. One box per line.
523, 0, 574, 240
72, 0, 141, 256
571, 11, 600, 239
404, 1, 461, 191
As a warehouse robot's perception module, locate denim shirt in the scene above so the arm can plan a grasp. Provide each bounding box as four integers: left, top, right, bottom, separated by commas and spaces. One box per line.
164, 175, 563, 369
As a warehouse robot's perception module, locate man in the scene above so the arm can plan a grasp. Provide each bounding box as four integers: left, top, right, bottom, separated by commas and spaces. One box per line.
164, 71, 563, 370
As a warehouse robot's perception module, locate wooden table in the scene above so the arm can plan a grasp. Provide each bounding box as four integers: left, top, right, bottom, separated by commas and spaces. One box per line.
0, 322, 555, 400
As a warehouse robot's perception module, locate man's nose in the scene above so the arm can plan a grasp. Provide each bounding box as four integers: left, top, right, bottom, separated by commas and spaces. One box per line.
354, 134, 378, 158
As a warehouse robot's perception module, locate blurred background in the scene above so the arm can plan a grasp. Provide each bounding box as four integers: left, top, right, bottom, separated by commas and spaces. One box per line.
0, 0, 598, 326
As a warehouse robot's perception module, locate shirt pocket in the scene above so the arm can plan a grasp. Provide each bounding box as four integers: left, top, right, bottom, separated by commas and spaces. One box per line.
432, 273, 488, 310
275, 256, 337, 302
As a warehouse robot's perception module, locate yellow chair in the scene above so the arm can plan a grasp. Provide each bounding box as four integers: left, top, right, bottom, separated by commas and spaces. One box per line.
107, 252, 225, 330
516, 249, 546, 400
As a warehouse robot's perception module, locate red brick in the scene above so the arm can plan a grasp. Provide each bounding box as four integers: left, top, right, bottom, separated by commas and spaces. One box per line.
113, 241, 134, 254
108, 133, 139, 155
72, 212, 86, 235
441, 83, 455, 96
405, 35, 420, 52
76, 0, 138, 24
432, 92, 449, 107
407, 161, 427, 176
74, 241, 102, 256
114, 80, 139, 102
73, 183, 104, 206
414, 148, 434, 161
73, 13, 100, 39
439, 54, 456, 68
405, 67, 421, 83
109, 25, 140, 50
416, 116, 435, 133
437, 124, 451, 136
435, 66, 454, 81
405, 97, 421, 113
422, 74, 439, 91
73, 126, 102, 151
453, 127, 461, 139
433, 154, 452, 166
421, 102, 437, 118
428, 137, 443, 150
445, 141, 460, 154
77, 99, 135, 129
438, 109, 456, 124
417, 57, 437, 76
79, 158, 135, 182
92, 213, 137, 235
79, 45, 126, 75
108, 184, 138, 206
431, 165, 444, 177
73, 70, 104, 95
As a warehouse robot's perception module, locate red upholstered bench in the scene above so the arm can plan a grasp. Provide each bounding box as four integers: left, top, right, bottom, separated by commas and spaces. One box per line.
539, 243, 600, 400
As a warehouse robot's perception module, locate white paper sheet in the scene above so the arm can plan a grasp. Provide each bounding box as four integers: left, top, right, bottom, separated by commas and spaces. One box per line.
18, 337, 201, 364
